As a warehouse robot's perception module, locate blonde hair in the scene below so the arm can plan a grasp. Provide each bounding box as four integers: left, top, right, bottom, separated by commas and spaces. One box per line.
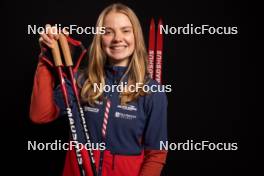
80, 3, 149, 105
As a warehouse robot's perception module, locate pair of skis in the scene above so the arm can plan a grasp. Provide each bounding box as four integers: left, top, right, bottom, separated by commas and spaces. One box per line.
148, 18, 163, 84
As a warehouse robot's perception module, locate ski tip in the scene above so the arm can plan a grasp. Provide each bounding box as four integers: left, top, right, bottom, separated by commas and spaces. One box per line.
149, 17, 155, 35
158, 18, 163, 25
150, 18, 155, 26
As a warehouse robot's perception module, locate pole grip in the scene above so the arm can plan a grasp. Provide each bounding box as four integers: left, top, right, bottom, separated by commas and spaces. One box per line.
59, 34, 73, 66
51, 40, 63, 66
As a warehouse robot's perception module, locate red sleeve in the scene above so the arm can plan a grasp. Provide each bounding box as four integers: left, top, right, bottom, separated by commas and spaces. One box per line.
29, 36, 86, 124
29, 59, 60, 124
140, 150, 168, 176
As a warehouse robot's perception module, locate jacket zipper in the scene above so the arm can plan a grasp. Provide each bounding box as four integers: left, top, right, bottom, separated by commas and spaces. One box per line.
98, 98, 112, 176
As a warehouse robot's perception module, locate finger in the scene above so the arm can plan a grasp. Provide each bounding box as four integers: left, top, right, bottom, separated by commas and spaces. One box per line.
39, 37, 43, 43
54, 28, 69, 40
45, 42, 55, 49
41, 33, 53, 45
46, 24, 57, 40
54, 33, 60, 40
39, 36, 55, 49
45, 24, 51, 36
39, 37, 44, 47
62, 28, 69, 36
54, 29, 61, 40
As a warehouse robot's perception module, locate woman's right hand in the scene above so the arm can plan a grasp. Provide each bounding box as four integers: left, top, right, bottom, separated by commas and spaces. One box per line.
39, 24, 68, 49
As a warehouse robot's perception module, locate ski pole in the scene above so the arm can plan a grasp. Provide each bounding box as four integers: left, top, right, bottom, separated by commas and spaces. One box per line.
58, 34, 97, 176
51, 40, 86, 176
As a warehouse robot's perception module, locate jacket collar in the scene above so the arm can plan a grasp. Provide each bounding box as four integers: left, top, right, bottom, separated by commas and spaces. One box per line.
104, 64, 128, 84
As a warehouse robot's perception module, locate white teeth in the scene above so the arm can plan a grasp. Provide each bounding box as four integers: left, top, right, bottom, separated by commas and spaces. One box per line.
111, 46, 126, 50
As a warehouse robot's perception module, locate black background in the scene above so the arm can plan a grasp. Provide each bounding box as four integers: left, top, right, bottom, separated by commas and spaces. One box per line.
1, 0, 256, 175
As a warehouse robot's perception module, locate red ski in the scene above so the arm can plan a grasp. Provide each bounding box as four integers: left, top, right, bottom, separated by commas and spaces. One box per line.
148, 18, 163, 84
155, 18, 163, 84
148, 18, 155, 79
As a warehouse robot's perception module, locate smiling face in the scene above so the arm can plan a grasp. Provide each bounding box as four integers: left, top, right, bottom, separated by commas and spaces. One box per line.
101, 12, 135, 66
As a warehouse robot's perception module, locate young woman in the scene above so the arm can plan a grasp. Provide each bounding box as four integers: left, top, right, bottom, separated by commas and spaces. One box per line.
30, 3, 168, 176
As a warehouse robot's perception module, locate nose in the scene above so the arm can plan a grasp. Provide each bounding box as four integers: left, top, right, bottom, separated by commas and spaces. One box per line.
113, 31, 122, 42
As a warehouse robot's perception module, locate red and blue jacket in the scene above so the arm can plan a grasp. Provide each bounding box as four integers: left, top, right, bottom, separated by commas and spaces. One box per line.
30, 36, 168, 176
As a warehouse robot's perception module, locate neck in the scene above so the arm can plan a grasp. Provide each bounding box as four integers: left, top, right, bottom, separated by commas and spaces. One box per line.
108, 57, 129, 67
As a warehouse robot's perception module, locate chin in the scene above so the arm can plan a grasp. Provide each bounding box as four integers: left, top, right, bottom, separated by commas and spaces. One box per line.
110, 54, 129, 61
108, 55, 130, 66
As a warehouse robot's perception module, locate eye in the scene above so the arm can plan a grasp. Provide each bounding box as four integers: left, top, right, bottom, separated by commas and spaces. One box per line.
123, 30, 131, 33
105, 30, 113, 35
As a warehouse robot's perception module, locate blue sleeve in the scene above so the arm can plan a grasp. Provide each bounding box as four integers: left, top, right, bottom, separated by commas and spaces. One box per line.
143, 88, 168, 150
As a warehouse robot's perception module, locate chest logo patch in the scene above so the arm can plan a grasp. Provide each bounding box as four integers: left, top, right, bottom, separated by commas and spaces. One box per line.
117, 105, 137, 111
83, 106, 99, 113
115, 112, 136, 120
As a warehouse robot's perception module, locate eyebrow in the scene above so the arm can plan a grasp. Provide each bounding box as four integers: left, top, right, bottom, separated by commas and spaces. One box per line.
121, 26, 132, 30
105, 26, 132, 30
